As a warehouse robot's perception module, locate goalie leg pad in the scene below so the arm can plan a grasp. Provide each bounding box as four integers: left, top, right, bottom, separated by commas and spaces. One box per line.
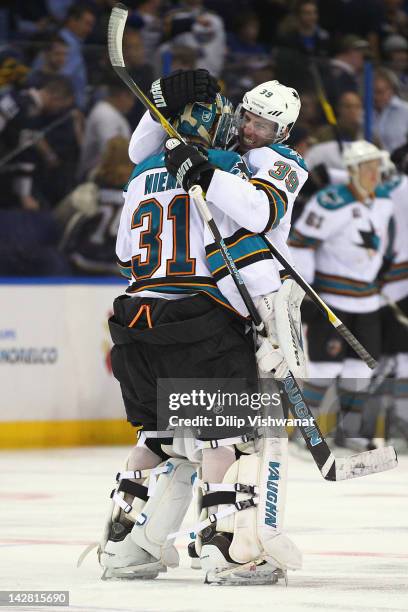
99, 439, 195, 579
130, 458, 195, 568
198, 435, 301, 583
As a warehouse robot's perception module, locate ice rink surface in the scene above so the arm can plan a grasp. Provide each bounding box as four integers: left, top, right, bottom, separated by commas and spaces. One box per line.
1, 446, 407, 612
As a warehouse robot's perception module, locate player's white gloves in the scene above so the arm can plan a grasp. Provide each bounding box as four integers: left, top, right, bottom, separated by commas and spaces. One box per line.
255, 292, 286, 375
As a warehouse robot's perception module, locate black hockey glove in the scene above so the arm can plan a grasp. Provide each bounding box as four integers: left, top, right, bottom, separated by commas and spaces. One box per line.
149, 69, 220, 119
165, 138, 215, 192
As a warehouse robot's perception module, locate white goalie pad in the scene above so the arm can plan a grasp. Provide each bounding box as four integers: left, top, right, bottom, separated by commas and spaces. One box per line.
193, 435, 301, 575
274, 279, 308, 379
130, 458, 195, 567
98, 455, 195, 578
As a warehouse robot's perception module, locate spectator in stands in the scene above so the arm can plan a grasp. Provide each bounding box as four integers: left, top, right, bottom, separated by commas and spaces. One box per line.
383, 34, 408, 100
222, 11, 271, 105
380, 0, 408, 41
226, 12, 268, 59
0, 208, 72, 276
28, 36, 69, 88
46, 0, 76, 23
373, 67, 408, 153
297, 92, 322, 132
314, 91, 363, 144
274, 0, 329, 91
0, 76, 75, 211
55, 137, 132, 275
122, 27, 154, 129
167, 44, 199, 71
128, 0, 164, 62
304, 91, 366, 172
14, 0, 55, 40
277, 0, 330, 57
318, 0, 384, 58
324, 35, 369, 104
57, 3, 96, 109
226, 58, 276, 106
153, 40, 200, 85
78, 78, 133, 180
161, 0, 226, 76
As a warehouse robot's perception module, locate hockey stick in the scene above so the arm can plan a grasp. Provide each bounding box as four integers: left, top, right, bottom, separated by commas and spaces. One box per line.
381, 293, 408, 329
108, 3, 377, 370
189, 186, 397, 481
309, 60, 343, 154
264, 237, 378, 370
108, 4, 397, 479
108, 3, 264, 332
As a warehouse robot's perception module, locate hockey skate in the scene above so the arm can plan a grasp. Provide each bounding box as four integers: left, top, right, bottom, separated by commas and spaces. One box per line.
200, 527, 287, 586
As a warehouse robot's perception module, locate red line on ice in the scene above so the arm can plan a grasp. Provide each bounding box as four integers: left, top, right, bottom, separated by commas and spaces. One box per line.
306, 551, 408, 558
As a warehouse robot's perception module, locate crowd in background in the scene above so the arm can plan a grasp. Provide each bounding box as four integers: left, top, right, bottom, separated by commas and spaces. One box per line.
1, 0, 408, 276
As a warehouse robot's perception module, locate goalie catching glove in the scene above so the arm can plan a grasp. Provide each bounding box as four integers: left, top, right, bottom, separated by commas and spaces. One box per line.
165, 138, 215, 192
149, 69, 220, 119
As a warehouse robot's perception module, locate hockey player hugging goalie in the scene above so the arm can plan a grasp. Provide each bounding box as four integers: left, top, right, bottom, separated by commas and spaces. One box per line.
82, 70, 310, 585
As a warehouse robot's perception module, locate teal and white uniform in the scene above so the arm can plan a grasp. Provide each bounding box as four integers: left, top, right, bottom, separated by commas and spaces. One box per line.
117, 148, 257, 315
381, 173, 408, 304
289, 183, 394, 313
127, 111, 308, 315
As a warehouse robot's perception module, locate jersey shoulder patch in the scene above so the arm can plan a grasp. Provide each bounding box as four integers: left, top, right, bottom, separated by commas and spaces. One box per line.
316, 184, 355, 210
268, 143, 308, 172
125, 153, 165, 191
208, 149, 251, 178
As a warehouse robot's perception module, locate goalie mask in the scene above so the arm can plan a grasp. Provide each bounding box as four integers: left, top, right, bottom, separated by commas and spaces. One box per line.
172, 93, 235, 149
235, 80, 301, 145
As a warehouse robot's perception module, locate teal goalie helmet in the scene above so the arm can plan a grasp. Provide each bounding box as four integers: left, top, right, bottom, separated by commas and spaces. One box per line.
173, 93, 235, 149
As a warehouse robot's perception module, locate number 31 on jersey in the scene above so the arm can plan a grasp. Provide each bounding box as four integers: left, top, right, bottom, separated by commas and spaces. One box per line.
131, 194, 196, 280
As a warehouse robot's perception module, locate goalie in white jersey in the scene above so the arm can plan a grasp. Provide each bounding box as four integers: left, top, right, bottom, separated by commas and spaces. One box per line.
289, 141, 395, 450
129, 74, 308, 303
93, 77, 309, 586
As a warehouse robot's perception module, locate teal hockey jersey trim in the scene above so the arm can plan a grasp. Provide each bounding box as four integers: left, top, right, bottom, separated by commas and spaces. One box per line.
268, 143, 308, 172
205, 229, 272, 281
378, 175, 402, 198
125, 275, 242, 316
208, 150, 251, 177
125, 149, 251, 192
316, 184, 356, 210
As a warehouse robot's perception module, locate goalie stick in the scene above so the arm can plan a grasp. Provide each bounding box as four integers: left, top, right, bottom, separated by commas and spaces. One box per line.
189, 187, 397, 482
108, 4, 397, 480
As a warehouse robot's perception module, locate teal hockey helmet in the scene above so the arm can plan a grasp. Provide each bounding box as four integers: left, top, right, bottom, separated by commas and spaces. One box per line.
172, 93, 235, 149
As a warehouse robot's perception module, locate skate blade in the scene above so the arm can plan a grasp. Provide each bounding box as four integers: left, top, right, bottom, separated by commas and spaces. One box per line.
101, 561, 166, 580
205, 559, 286, 586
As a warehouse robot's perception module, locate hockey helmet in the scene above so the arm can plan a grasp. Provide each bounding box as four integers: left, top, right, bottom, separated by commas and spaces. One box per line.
173, 93, 235, 149
235, 80, 301, 143
343, 140, 383, 169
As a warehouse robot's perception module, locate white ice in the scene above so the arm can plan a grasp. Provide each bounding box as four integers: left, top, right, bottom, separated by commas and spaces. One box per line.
1, 446, 407, 612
